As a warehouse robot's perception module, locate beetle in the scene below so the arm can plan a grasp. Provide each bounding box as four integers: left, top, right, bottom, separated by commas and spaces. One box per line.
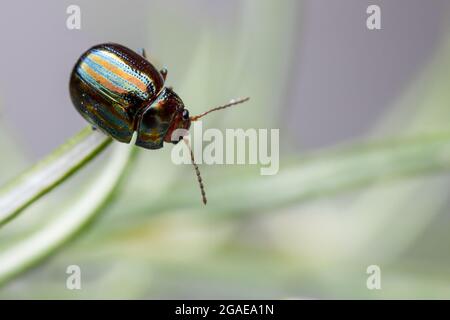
69, 43, 249, 204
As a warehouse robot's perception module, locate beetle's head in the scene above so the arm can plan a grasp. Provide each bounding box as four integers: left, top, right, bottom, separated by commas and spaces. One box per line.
164, 106, 191, 144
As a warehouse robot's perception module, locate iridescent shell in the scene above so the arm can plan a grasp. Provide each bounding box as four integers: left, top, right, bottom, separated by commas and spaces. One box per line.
70, 43, 188, 149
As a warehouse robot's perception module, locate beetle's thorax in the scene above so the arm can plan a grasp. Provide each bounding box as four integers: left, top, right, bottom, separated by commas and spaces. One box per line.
135, 87, 189, 149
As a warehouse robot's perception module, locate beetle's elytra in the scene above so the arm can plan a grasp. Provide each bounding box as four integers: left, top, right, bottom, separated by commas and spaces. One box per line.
70, 43, 191, 149
69, 43, 249, 204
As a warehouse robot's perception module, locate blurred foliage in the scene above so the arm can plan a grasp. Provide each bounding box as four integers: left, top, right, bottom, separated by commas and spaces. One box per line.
1, 0, 450, 299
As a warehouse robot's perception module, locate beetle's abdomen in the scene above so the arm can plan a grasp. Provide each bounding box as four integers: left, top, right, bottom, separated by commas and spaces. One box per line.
70, 43, 165, 143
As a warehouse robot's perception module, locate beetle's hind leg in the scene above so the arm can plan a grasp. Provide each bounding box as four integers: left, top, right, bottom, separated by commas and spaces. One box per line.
160, 67, 168, 80
140, 48, 147, 58
140, 48, 167, 80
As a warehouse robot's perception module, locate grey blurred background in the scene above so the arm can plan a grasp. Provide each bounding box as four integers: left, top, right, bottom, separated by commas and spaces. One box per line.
2, 0, 450, 300
0, 0, 447, 159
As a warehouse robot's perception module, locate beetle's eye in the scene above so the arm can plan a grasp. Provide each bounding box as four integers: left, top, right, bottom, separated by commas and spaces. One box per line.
182, 109, 189, 120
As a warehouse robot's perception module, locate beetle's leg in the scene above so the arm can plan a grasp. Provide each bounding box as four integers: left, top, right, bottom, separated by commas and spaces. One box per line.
140, 48, 167, 80
160, 67, 168, 80
140, 48, 147, 58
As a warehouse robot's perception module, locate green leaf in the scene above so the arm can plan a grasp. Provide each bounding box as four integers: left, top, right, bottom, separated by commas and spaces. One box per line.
0, 127, 112, 226
0, 134, 136, 285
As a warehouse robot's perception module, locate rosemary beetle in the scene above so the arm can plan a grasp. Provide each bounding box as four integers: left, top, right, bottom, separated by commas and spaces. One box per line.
69, 43, 249, 204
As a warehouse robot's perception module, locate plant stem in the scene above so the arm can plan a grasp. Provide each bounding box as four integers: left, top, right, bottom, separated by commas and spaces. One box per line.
0, 137, 136, 285
0, 127, 112, 227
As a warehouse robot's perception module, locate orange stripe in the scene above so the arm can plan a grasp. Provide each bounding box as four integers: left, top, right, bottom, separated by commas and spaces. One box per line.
90, 54, 148, 92
81, 63, 127, 94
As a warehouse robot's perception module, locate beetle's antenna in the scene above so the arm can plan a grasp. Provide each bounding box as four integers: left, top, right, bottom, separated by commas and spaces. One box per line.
190, 97, 250, 121
183, 138, 207, 205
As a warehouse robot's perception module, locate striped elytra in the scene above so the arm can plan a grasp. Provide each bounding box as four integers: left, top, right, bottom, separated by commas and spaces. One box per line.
69, 43, 190, 149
